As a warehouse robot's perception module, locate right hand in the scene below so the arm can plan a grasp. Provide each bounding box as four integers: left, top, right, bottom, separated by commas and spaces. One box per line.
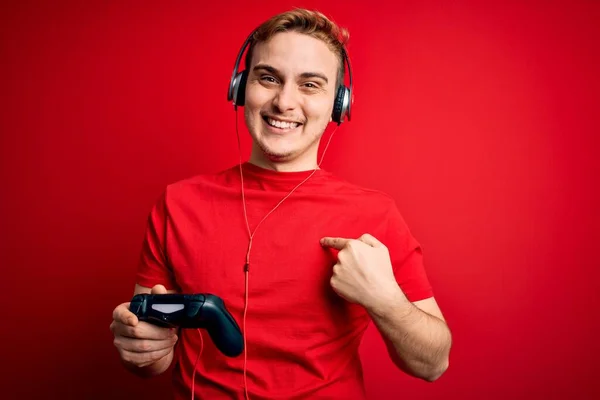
110, 284, 179, 368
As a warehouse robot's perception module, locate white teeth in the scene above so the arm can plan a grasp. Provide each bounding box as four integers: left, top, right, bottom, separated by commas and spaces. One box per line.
267, 117, 299, 129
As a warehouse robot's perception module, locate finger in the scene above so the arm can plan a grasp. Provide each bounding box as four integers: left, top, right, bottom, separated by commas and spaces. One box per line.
320, 237, 351, 250
117, 321, 176, 340
115, 335, 178, 353
151, 284, 168, 295
113, 303, 139, 326
332, 262, 342, 276
120, 347, 173, 368
359, 233, 384, 248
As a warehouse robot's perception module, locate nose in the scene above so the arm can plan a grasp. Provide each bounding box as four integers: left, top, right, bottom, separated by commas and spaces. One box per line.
272, 82, 299, 113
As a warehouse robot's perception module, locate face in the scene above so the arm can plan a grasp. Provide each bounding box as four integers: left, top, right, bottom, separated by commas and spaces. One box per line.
243, 31, 339, 170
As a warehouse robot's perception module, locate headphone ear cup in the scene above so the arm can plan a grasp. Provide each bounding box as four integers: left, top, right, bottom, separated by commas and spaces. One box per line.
332, 85, 349, 124
232, 70, 248, 106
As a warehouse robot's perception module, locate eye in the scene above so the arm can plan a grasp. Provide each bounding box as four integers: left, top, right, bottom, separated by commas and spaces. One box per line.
303, 82, 318, 88
260, 75, 278, 84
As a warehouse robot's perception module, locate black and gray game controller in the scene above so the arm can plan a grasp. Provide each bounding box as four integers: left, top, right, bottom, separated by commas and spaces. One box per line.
129, 293, 244, 357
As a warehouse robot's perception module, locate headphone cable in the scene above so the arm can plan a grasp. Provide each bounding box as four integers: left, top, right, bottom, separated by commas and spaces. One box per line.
236, 108, 338, 400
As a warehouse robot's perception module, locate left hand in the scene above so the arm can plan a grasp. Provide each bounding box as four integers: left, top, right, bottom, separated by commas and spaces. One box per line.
320, 233, 401, 310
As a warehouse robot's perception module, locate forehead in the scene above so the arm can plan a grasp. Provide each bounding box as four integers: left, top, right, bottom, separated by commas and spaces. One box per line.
250, 31, 338, 79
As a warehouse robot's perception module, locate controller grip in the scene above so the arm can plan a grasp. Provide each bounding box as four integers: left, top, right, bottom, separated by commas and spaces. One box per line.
202, 294, 244, 357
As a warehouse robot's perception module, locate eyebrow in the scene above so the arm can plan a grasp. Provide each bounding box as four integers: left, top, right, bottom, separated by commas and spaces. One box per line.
253, 63, 329, 83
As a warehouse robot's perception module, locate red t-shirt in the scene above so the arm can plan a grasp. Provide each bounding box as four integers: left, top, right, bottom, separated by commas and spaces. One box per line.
136, 162, 433, 399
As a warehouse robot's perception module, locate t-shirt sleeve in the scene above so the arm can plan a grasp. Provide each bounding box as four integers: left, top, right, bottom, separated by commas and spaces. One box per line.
136, 190, 179, 291
383, 201, 434, 302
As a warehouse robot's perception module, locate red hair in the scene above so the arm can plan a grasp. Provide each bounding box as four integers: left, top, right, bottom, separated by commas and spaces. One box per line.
244, 8, 350, 87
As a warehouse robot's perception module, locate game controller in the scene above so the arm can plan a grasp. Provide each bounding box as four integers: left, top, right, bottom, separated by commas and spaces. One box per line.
129, 293, 244, 357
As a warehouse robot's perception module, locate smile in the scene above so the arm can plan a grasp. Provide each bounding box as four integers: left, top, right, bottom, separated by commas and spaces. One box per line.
262, 115, 302, 130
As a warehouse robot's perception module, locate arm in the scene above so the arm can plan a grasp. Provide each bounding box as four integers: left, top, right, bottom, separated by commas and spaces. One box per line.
321, 233, 451, 382
367, 292, 451, 382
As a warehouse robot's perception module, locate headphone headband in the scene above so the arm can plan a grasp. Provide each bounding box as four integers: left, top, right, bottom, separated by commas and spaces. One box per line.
227, 30, 257, 103
340, 47, 353, 122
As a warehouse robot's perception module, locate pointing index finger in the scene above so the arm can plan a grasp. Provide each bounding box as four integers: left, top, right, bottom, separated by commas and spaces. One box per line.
320, 237, 351, 250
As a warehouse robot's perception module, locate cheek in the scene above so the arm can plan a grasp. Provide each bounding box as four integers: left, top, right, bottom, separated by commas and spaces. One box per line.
305, 98, 334, 123
245, 83, 270, 110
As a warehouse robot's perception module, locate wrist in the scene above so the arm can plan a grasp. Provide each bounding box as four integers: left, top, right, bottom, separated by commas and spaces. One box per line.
365, 285, 411, 319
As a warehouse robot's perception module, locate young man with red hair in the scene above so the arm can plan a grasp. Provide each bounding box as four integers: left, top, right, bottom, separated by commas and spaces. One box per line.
110, 8, 452, 399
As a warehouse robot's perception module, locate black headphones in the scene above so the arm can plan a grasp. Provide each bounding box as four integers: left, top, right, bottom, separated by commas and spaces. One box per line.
227, 29, 353, 125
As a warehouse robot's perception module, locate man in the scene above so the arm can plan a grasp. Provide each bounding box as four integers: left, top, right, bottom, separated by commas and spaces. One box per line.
110, 8, 452, 400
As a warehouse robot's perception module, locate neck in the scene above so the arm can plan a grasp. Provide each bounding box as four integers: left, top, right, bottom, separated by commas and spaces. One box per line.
248, 148, 320, 173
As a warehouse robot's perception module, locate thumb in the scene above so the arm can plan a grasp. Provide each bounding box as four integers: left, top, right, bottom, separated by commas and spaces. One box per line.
151, 284, 168, 295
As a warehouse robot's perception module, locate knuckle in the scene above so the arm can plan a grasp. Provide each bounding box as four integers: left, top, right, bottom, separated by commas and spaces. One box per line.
129, 326, 140, 338
137, 340, 152, 352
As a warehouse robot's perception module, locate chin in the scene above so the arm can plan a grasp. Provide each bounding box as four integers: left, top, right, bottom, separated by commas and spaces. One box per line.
253, 128, 298, 155
258, 141, 296, 161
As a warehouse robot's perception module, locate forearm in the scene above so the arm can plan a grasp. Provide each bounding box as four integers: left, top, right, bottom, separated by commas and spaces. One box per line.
367, 289, 451, 381
121, 350, 174, 378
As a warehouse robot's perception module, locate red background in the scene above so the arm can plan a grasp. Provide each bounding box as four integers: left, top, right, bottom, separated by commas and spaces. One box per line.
1, 0, 599, 399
